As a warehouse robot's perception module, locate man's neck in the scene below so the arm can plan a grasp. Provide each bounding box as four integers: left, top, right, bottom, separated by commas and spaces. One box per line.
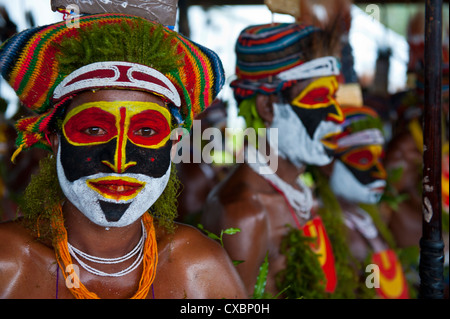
275, 154, 306, 186
62, 201, 143, 259
255, 139, 305, 187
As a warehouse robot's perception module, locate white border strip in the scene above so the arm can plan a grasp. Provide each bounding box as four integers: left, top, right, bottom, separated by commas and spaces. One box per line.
53, 61, 181, 107
277, 56, 341, 82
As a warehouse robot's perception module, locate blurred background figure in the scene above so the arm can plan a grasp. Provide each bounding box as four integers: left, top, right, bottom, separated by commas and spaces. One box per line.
318, 105, 411, 299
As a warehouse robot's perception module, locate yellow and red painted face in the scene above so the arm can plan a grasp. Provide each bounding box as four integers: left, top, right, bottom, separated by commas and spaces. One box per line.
340, 145, 387, 181
63, 101, 172, 174
291, 76, 344, 124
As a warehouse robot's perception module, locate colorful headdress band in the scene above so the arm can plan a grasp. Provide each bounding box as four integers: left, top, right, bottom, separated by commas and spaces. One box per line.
336, 106, 385, 151
337, 129, 385, 149
0, 13, 225, 158
52, 61, 181, 107
276, 56, 341, 82
230, 22, 325, 100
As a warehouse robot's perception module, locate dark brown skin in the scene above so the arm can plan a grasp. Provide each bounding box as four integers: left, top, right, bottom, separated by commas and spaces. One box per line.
380, 131, 423, 248
202, 162, 314, 297
338, 198, 388, 263
0, 90, 247, 299
201, 91, 315, 296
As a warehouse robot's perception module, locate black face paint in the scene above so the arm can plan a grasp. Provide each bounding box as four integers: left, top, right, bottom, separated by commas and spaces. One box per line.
290, 104, 342, 139
59, 135, 172, 182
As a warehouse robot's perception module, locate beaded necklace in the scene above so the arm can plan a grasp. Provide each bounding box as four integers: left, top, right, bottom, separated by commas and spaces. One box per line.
51, 205, 158, 299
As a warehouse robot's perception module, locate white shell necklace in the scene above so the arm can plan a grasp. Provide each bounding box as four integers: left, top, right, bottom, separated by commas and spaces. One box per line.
245, 145, 313, 220
67, 220, 146, 277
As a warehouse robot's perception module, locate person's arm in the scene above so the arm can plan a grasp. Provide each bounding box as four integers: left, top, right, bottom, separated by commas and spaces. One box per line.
202, 195, 270, 296
169, 224, 248, 299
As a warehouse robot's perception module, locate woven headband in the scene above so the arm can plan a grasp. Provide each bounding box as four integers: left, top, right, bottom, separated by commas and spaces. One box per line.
230, 22, 324, 100
337, 129, 385, 149
277, 56, 341, 82
336, 106, 384, 151
52, 61, 181, 107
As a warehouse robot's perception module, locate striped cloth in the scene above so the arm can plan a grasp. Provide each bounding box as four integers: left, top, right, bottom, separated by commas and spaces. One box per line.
0, 13, 224, 156
230, 22, 318, 101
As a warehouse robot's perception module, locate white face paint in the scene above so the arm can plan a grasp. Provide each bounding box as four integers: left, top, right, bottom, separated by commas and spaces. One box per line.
56, 143, 171, 228
267, 102, 341, 167
330, 159, 386, 204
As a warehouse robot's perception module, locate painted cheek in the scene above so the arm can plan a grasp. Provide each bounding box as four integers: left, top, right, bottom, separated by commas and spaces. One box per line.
59, 135, 116, 182
124, 141, 172, 178
342, 148, 375, 171
294, 77, 343, 124
340, 146, 387, 185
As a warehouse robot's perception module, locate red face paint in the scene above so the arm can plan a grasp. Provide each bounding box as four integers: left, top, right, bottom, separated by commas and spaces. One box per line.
62, 101, 172, 174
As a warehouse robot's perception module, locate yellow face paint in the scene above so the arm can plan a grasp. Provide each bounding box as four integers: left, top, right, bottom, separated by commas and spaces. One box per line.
291, 76, 344, 123
86, 175, 145, 201
341, 145, 386, 179
62, 101, 171, 174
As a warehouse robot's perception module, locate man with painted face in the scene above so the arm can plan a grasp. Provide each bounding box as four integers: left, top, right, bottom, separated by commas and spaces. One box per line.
201, 23, 345, 297
322, 106, 410, 299
0, 14, 247, 299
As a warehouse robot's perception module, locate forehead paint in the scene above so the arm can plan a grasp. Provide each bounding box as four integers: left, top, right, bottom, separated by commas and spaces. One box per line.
291, 76, 344, 124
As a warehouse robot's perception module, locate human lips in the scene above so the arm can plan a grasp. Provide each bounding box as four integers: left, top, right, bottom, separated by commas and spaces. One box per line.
368, 180, 387, 194
87, 177, 145, 200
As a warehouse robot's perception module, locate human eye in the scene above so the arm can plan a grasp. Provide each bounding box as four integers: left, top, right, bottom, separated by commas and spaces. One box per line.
134, 127, 156, 137
84, 127, 107, 136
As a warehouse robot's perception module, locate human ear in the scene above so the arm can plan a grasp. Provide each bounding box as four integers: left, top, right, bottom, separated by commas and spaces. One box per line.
255, 94, 275, 127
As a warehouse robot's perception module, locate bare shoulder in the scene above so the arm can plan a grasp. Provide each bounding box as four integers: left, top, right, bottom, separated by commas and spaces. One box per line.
0, 219, 40, 258
202, 164, 270, 232
158, 223, 236, 267
0, 220, 56, 298
155, 223, 247, 299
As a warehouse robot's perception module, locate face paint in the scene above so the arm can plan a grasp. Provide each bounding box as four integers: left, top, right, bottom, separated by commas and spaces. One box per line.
290, 76, 344, 150
267, 77, 343, 167
330, 145, 387, 204
57, 100, 172, 227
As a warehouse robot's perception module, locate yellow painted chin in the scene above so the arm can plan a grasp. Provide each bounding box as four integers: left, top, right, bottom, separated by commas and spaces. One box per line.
87, 176, 145, 201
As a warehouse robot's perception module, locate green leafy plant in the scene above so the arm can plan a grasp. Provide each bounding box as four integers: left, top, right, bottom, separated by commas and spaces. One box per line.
197, 224, 244, 266
252, 253, 269, 299
197, 224, 240, 247
251, 253, 290, 299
